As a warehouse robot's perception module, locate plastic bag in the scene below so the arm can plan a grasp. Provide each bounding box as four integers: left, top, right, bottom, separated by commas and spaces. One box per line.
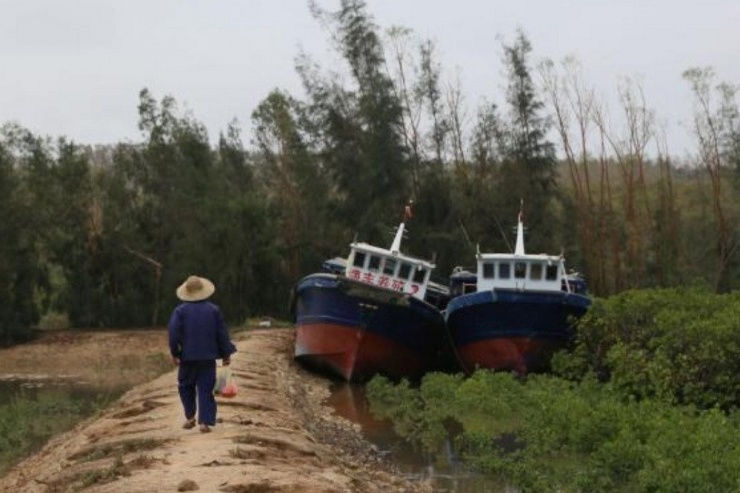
221, 375, 238, 398
214, 366, 237, 398
214, 366, 231, 395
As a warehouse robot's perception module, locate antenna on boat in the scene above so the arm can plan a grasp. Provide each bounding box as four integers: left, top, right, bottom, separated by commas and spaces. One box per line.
457, 217, 479, 256
492, 213, 512, 253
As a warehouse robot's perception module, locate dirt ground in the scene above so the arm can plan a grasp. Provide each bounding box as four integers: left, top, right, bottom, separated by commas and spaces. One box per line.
0, 328, 431, 493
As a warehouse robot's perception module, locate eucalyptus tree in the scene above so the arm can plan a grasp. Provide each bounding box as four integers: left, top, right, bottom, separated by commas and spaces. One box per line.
683, 67, 740, 292
51, 139, 98, 327
301, 0, 411, 244
460, 101, 510, 254
2, 128, 58, 332
496, 30, 560, 253
208, 120, 287, 320
0, 134, 37, 344
386, 31, 450, 169
383, 26, 462, 270
251, 90, 336, 282
111, 88, 222, 324
418, 40, 449, 166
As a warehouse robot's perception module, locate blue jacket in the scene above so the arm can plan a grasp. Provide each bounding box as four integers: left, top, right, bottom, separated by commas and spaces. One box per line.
168, 300, 237, 361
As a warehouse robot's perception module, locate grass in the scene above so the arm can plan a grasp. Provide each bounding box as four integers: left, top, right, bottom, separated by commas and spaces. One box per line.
0, 391, 89, 476
0, 329, 176, 477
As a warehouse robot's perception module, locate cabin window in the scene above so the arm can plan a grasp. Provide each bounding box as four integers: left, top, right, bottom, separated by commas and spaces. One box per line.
352, 251, 366, 268
514, 262, 527, 279
413, 267, 426, 283
398, 262, 412, 280
530, 262, 543, 280
546, 264, 559, 281
499, 262, 511, 279
482, 262, 495, 279
368, 255, 381, 272
383, 258, 397, 276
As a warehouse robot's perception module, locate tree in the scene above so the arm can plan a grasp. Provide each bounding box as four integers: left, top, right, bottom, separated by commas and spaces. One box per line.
251, 90, 334, 282
496, 30, 559, 252
302, 0, 411, 244
683, 67, 740, 292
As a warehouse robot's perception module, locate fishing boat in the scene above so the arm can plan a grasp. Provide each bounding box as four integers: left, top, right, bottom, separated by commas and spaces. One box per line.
445, 210, 591, 375
293, 207, 456, 382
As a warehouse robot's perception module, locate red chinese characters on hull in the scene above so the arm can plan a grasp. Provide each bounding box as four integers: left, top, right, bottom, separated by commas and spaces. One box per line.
347, 268, 415, 294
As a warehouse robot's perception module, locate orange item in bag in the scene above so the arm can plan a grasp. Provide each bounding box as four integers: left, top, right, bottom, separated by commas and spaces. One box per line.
220, 371, 237, 398
221, 381, 237, 398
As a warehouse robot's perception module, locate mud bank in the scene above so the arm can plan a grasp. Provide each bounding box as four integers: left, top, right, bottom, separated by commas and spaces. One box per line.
0, 329, 430, 493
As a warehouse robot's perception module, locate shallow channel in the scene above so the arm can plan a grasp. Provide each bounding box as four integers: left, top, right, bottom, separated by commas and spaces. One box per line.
0, 377, 123, 406
327, 383, 514, 493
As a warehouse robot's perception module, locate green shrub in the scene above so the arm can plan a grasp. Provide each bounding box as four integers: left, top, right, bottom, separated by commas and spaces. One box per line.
555, 287, 740, 410
367, 370, 740, 492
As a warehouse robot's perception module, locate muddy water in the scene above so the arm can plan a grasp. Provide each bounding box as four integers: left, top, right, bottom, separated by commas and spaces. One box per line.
0, 378, 122, 406
327, 384, 513, 493
0, 378, 77, 404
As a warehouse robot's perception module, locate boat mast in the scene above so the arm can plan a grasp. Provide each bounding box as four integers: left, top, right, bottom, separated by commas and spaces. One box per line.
390, 223, 405, 254
390, 200, 413, 254
514, 201, 525, 256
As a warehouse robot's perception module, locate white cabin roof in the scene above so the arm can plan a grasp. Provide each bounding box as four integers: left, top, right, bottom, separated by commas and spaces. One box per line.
472, 212, 570, 293
344, 221, 436, 301
351, 242, 436, 269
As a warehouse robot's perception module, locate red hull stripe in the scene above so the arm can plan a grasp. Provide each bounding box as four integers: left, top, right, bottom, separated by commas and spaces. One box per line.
295, 322, 422, 381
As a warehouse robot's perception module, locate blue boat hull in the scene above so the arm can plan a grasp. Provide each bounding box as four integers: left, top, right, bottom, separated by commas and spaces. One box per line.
445, 289, 590, 374
293, 273, 455, 382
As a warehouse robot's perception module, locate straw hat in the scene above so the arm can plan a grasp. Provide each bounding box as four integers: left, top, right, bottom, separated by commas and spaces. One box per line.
176, 275, 215, 302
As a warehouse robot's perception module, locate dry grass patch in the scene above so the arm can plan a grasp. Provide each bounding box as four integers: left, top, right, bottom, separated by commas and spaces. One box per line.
232, 433, 317, 457
219, 481, 286, 493
67, 437, 167, 462
44, 453, 160, 492
0, 330, 171, 388
110, 399, 168, 419
218, 481, 289, 493
229, 446, 268, 460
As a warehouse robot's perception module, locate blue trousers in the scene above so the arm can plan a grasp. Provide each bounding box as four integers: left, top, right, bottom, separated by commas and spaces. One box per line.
178, 360, 217, 426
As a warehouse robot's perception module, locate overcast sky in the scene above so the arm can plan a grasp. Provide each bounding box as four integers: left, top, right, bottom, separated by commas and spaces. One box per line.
2, 0, 739, 155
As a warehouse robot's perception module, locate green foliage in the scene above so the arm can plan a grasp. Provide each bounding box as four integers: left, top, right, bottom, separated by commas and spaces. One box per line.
497, 30, 560, 252
368, 370, 740, 492
301, 0, 411, 243
0, 390, 88, 475
369, 289, 740, 489
2, 2, 740, 342
555, 286, 740, 410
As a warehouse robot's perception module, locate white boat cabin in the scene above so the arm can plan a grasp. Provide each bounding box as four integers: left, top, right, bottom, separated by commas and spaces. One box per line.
473, 213, 572, 294
475, 253, 567, 293
344, 222, 435, 301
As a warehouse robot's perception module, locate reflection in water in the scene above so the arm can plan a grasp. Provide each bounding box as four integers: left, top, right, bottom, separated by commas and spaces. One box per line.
0, 378, 122, 406
327, 384, 514, 493
1, 379, 76, 405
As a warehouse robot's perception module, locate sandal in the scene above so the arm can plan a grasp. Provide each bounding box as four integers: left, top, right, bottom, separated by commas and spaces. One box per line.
182, 418, 196, 430
199, 424, 211, 433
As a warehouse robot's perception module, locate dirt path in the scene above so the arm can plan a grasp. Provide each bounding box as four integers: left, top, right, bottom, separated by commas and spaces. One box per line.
0, 329, 430, 493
